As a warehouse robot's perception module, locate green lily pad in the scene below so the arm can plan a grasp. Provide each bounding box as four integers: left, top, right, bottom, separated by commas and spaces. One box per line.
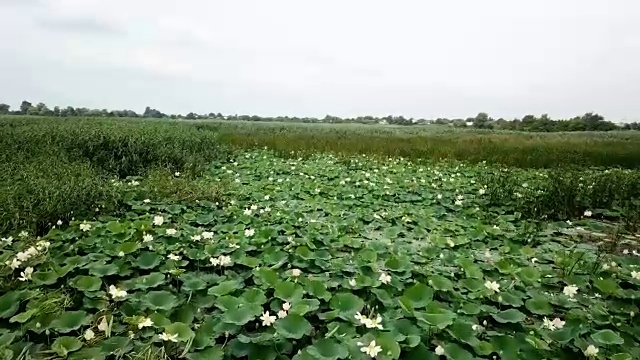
143, 291, 180, 310
49, 311, 91, 333
492, 309, 526, 323
136, 252, 162, 269
402, 283, 434, 308
51, 336, 83, 357
525, 296, 553, 315
305, 339, 349, 360
591, 329, 624, 345
72, 276, 102, 292
274, 314, 312, 339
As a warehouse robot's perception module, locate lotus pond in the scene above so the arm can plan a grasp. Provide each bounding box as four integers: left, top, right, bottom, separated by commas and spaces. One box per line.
1, 150, 639, 360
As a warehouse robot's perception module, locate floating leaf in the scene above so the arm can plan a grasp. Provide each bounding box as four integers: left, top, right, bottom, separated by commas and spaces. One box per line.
274, 314, 312, 339
143, 291, 180, 310
305, 339, 349, 360
402, 283, 434, 308
492, 309, 526, 323
72, 276, 102, 292
591, 329, 624, 345
49, 311, 91, 333
0, 291, 22, 319
136, 252, 162, 269
525, 296, 553, 315
208, 280, 240, 297
329, 293, 364, 317
51, 336, 83, 357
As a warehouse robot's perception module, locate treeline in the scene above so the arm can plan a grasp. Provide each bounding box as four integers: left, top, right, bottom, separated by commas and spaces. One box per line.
1, 100, 639, 131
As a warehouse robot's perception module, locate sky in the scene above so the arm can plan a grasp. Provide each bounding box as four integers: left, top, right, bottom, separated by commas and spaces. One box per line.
1, 0, 639, 121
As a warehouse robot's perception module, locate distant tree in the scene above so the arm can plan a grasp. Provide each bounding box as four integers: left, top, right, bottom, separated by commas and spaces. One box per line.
185, 112, 197, 119
20, 100, 32, 114
53, 106, 60, 117
143, 106, 165, 118
0, 103, 9, 114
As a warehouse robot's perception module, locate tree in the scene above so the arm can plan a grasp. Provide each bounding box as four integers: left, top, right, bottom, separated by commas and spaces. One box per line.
20, 100, 32, 114
0, 103, 9, 114
143, 106, 164, 118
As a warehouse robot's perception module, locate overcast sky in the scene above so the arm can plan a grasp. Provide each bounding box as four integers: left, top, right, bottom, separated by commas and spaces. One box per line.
1, 0, 639, 120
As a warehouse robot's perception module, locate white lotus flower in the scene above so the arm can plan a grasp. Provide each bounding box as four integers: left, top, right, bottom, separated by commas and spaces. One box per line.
291, 269, 302, 277
56, 220, 63, 225
563, 285, 578, 298
210, 257, 220, 266
191, 234, 202, 241
584, 345, 598, 357
264, 195, 270, 200
542, 317, 565, 330
359, 340, 382, 358
478, 188, 486, 195
6, 258, 22, 269
260, 311, 276, 326
631, 271, 640, 280
583, 210, 592, 217
282, 302, 291, 311
1, 236, 14, 245
97, 317, 109, 332
80, 223, 92, 232
168, 254, 181, 261
129, 180, 140, 186
365, 315, 383, 330
244, 228, 255, 237
349, 278, 357, 287
202, 231, 214, 239
25, 247, 38, 257
551, 317, 565, 329
19, 230, 28, 238
138, 317, 153, 329
108, 285, 127, 300
16, 251, 30, 262
243, 208, 252, 216
454, 200, 463, 206
471, 324, 480, 331
160, 332, 178, 342
484, 280, 500, 293
435, 345, 445, 355
152, 216, 164, 226
437, 194, 443, 199
142, 233, 153, 243
277, 310, 288, 318
18, 267, 34, 281
379, 272, 391, 284
84, 329, 95, 341
165, 228, 177, 235
118, 251, 125, 257
218, 255, 232, 266
143, 199, 151, 203
174, 172, 181, 177
355, 312, 367, 324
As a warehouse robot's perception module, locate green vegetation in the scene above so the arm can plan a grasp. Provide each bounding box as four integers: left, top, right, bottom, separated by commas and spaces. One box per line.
2, 100, 639, 131
212, 120, 640, 168
1, 116, 640, 359
0, 118, 227, 234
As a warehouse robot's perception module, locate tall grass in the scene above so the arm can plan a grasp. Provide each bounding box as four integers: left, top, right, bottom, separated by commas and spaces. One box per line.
483, 168, 640, 227
208, 121, 640, 168
0, 117, 228, 234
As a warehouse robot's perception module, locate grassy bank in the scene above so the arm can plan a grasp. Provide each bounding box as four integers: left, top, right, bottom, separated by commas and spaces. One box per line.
205, 120, 640, 168
0, 117, 227, 234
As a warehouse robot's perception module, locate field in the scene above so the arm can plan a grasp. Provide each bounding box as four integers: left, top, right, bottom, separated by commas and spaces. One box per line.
1, 116, 640, 359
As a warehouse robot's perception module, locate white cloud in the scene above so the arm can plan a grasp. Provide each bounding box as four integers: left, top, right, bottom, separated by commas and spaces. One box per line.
0, 0, 639, 120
